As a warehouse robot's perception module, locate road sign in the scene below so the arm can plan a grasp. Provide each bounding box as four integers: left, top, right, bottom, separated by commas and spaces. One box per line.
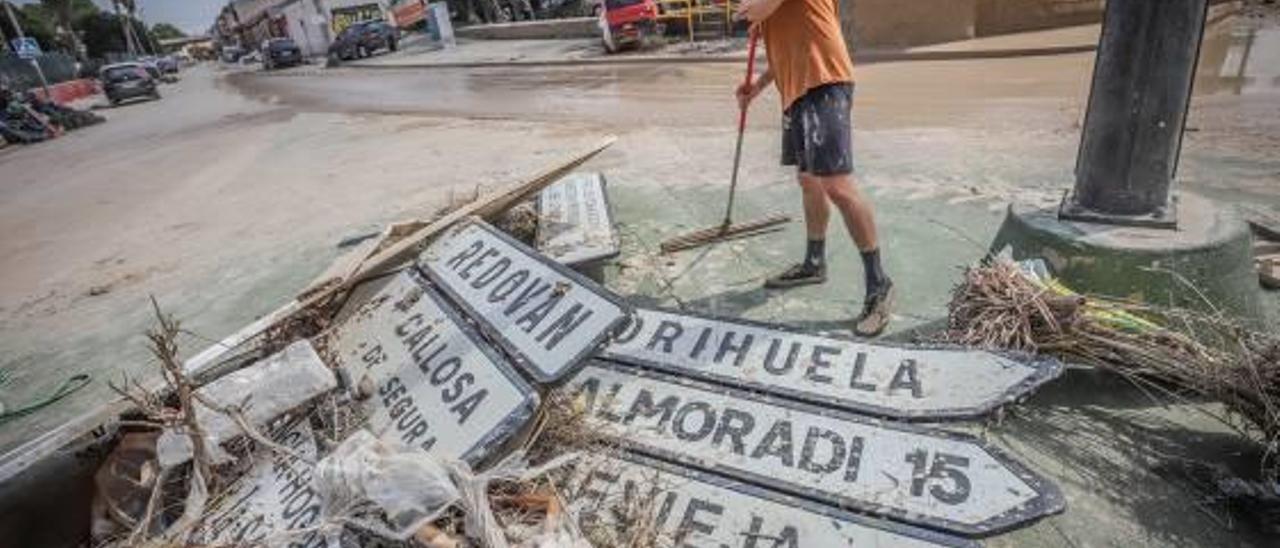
536, 172, 619, 267
603, 307, 1063, 420
418, 219, 630, 384
11, 37, 40, 60
568, 452, 978, 547
327, 270, 540, 465
196, 417, 325, 548
567, 361, 1065, 536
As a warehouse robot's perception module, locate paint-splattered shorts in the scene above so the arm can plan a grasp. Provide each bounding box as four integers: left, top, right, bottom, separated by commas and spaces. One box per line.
781, 82, 854, 176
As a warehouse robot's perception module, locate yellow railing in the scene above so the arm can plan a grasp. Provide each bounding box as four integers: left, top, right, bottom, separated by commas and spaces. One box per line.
653, 0, 738, 42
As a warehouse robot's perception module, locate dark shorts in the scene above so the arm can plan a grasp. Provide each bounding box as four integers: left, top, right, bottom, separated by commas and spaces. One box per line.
781, 82, 854, 176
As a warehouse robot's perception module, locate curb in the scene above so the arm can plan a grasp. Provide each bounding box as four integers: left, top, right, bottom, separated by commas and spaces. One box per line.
341, 43, 1097, 71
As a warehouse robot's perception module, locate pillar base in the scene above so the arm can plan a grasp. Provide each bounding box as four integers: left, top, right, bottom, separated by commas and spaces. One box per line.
1058, 190, 1178, 229
991, 192, 1261, 320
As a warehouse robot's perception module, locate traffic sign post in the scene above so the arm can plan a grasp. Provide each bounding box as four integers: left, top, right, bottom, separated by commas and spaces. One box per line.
326, 270, 541, 466
568, 452, 979, 547
3, 3, 51, 98
418, 219, 631, 384
603, 307, 1064, 420
567, 361, 1065, 536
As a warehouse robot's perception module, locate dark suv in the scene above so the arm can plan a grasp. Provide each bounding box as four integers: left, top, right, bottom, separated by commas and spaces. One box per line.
328, 21, 400, 61
263, 38, 304, 70
100, 63, 160, 105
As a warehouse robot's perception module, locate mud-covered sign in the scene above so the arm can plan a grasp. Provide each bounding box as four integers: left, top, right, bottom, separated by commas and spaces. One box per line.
197, 417, 323, 547
568, 452, 977, 547
419, 219, 630, 384
603, 308, 1063, 420
329, 271, 539, 464
536, 172, 619, 266
568, 362, 1064, 536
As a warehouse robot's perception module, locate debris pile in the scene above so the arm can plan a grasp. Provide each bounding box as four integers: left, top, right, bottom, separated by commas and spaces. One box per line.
71, 141, 1070, 547
945, 258, 1280, 481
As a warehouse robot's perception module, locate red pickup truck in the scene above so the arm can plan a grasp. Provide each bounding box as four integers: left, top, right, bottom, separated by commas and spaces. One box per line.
598, 0, 660, 53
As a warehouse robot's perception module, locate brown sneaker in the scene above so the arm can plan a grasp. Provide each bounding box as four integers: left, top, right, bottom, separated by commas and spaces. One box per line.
765, 263, 827, 289
853, 281, 895, 337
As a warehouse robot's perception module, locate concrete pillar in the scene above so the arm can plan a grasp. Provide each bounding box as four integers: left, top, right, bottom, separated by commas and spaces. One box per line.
1062, 0, 1209, 228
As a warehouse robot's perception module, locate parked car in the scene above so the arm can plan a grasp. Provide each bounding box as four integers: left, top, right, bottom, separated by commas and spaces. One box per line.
328, 20, 400, 61
99, 62, 160, 106
598, 0, 660, 53
240, 50, 263, 65
262, 38, 305, 70
155, 55, 180, 74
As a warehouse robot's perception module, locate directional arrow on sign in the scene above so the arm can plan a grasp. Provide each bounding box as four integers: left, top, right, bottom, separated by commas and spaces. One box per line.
603, 307, 1064, 420
568, 452, 978, 547
567, 361, 1065, 537
327, 270, 540, 466
419, 219, 631, 384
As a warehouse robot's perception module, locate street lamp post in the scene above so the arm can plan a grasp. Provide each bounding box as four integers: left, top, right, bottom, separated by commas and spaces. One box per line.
1059, 0, 1210, 229
2, 0, 52, 99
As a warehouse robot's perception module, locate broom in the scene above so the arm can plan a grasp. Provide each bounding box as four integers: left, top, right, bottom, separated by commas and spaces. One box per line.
660, 32, 790, 254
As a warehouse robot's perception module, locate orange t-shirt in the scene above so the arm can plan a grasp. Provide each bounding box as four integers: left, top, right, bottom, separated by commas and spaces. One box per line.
760, 0, 854, 110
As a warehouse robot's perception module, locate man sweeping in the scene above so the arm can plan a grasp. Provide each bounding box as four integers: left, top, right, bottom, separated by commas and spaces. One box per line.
736, 0, 894, 336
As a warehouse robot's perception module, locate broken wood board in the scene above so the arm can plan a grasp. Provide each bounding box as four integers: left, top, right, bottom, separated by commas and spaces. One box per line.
327, 270, 540, 464
567, 361, 1065, 537
567, 451, 978, 547
194, 340, 336, 462
602, 307, 1063, 420
419, 219, 631, 384
299, 220, 429, 303
536, 172, 619, 266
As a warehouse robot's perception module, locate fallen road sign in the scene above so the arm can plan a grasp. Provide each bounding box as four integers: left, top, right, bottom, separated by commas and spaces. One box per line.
567, 452, 978, 547
536, 172, 620, 267
419, 218, 630, 384
327, 270, 540, 465
196, 416, 324, 548
603, 307, 1063, 420
567, 361, 1065, 536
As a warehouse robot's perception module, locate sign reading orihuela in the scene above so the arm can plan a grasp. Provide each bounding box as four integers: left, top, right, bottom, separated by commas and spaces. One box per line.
568, 452, 978, 547
603, 308, 1063, 420
419, 219, 630, 384
329, 271, 539, 464
568, 362, 1065, 536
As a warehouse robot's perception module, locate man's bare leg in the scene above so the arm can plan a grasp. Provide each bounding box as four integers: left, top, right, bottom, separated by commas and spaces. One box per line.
814, 173, 876, 251
799, 172, 830, 240
765, 173, 831, 288
814, 172, 894, 335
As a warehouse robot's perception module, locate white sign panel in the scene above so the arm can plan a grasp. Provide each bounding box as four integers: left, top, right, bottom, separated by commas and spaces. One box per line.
568, 452, 977, 547
604, 308, 1063, 420
197, 417, 324, 548
567, 362, 1064, 536
329, 271, 539, 464
419, 219, 630, 384
536, 172, 619, 266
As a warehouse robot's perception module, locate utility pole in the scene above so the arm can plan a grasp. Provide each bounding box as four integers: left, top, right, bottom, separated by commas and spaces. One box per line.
1060, 0, 1209, 228
112, 0, 138, 56
3, 0, 52, 98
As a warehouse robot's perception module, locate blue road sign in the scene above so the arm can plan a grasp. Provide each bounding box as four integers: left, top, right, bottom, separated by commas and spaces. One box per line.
12, 37, 41, 60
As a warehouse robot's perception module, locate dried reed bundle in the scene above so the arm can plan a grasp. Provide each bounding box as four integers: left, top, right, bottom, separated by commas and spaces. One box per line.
945, 259, 1280, 481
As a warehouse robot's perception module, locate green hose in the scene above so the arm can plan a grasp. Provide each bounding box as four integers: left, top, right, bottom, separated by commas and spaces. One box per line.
0, 374, 92, 425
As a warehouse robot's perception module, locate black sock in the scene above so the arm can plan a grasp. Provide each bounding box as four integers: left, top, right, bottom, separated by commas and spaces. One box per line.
861, 248, 889, 295
804, 239, 825, 271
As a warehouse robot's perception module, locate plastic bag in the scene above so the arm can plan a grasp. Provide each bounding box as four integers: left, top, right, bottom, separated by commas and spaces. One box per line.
314, 431, 460, 539
312, 430, 585, 547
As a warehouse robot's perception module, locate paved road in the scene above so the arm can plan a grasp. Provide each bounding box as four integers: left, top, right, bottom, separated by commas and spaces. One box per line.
0, 29, 1277, 548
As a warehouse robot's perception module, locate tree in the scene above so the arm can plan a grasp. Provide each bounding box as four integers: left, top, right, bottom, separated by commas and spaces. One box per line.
151, 22, 185, 41
1, 1, 58, 50
40, 0, 99, 60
